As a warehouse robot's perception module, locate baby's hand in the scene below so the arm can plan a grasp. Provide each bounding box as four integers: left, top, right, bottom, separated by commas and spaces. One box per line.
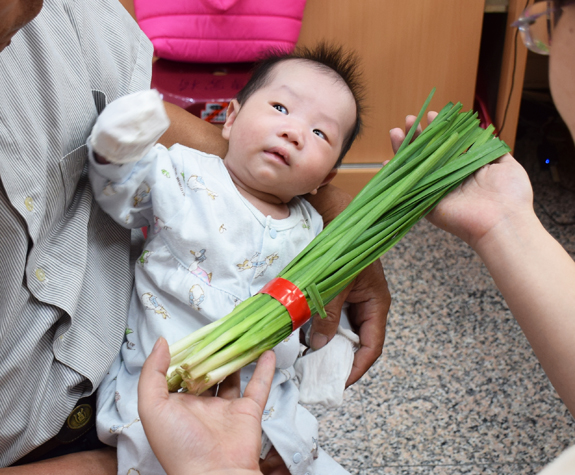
90, 89, 170, 164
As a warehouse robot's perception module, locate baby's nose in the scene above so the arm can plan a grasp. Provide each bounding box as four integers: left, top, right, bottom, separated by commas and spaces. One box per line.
281, 127, 303, 148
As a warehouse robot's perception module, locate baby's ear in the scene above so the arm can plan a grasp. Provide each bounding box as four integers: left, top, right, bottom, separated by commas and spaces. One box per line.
309, 169, 338, 195
222, 100, 240, 140
320, 169, 338, 187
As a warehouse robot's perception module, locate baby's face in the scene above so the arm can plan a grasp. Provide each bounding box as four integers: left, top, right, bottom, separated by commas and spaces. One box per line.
222, 60, 356, 204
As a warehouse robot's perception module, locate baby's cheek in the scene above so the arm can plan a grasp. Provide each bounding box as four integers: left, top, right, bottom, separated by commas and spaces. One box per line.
272, 331, 300, 369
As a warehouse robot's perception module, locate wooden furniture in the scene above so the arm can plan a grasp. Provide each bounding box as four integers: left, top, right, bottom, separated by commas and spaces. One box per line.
495, 0, 533, 150
297, 0, 529, 196
118, 0, 530, 197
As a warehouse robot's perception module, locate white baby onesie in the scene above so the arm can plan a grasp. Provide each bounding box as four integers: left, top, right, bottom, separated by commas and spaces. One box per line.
90, 144, 350, 475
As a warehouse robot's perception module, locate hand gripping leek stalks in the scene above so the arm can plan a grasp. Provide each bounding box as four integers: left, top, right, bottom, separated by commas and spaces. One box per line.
165, 89, 511, 394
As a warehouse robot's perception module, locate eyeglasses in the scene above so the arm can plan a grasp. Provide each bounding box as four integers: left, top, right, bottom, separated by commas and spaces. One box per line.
511, 1, 567, 55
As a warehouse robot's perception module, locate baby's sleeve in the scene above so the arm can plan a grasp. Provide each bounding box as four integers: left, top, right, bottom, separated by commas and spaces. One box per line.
88, 143, 160, 229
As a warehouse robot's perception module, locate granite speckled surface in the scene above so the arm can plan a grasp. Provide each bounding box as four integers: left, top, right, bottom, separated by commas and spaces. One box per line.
302, 99, 575, 474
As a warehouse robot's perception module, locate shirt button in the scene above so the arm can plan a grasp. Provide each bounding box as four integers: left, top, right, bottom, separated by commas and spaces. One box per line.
269, 228, 277, 239
293, 453, 302, 464
35, 268, 46, 282
24, 196, 34, 212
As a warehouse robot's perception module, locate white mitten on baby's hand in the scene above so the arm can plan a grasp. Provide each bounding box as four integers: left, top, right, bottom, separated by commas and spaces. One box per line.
90, 89, 170, 164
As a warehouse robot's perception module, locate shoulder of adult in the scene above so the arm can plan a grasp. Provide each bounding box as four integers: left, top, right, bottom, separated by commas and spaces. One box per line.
68, 0, 153, 97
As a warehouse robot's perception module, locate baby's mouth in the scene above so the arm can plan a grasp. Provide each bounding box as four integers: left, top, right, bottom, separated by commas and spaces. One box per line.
265, 147, 290, 165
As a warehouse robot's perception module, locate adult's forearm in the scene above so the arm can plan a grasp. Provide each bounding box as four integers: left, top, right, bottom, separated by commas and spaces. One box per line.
474, 212, 575, 418
1, 448, 117, 475
159, 102, 229, 158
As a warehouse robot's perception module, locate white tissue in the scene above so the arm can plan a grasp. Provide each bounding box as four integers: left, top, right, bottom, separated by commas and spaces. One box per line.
294, 325, 359, 408
90, 89, 170, 164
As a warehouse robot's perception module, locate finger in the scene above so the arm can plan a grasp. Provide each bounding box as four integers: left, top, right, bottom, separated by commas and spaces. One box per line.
243, 351, 276, 411
427, 111, 438, 124
139, 337, 171, 409
344, 262, 390, 385
309, 285, 351, 350
347, 342, 383, 387
346, 297, 387, 386
404, 115, 421, 136
389, 127, 406, 154
347, 316, 386, 386
390, 115, 423, 155
218, 370, 241, 400
496, 152, 515, 164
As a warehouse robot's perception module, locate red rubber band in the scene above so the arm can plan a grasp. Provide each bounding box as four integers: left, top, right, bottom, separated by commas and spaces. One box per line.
258, 277, 311, 331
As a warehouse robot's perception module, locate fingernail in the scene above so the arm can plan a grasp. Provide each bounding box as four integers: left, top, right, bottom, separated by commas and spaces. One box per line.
152, 337, 164, 353
311, 332, 328, 350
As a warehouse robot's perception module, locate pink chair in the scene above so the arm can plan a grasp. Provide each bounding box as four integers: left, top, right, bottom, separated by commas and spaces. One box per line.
134, 0, 307, 123
135, 0, 306, 63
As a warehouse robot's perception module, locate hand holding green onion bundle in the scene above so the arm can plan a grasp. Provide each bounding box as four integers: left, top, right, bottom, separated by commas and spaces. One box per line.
166, 89, 511, 394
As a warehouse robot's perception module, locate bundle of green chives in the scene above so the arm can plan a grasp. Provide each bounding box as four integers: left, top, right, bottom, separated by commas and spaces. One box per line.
166, 89, 510, 394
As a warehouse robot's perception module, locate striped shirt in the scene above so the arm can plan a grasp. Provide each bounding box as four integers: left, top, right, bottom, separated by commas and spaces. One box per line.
0, 0, 152, 465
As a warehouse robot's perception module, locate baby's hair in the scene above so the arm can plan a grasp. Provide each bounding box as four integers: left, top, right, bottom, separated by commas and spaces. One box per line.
236, 43, 365, 167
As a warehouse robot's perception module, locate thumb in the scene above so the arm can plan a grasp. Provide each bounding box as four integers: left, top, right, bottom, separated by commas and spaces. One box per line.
138, 337, 171, 410
242, 351, 276, 412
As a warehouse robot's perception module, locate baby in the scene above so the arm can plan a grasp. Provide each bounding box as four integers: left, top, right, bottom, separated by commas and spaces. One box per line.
90, 44, 363, 475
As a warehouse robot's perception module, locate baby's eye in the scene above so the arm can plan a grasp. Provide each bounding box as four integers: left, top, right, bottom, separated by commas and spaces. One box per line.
273, 104, 288, 114
313, 129, 326, 140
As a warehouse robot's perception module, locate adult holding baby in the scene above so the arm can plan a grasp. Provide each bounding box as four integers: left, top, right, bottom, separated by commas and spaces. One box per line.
0, 0, 390, 472
137, 0, 575, 474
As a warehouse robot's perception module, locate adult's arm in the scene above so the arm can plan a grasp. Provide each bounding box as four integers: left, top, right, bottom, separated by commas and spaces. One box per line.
305, 184, 391, 386
457, 177, 575, 417
391, 116, 575, 418
159, 102, 229, 158
0, 449, 117, 475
